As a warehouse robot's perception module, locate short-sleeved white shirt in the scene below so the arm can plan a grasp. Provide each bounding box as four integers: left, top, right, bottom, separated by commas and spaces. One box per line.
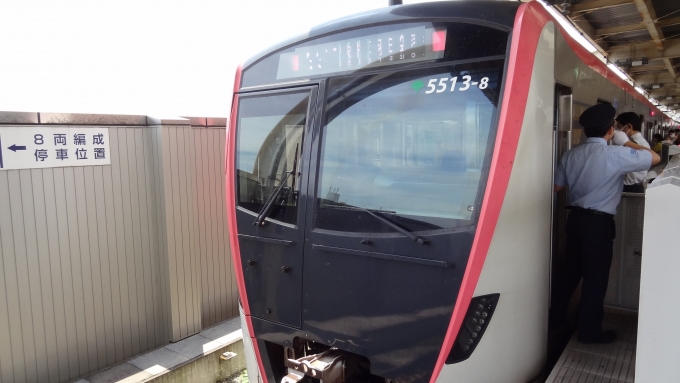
624, 132, 650, 185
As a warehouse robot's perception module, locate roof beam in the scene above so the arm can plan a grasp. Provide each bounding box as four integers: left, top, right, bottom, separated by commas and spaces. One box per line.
649, 89, 680, 98
663, 59, 677, 78
595, 17, 680, 37
607, 41, 657, 53
556, 3, 611, 53
570, 0, 633, 15
633, 74, 680, 85
596, 22, 645, 37
658, 17, 680, 29
633, 0, 675, 78
607, 41, 680, 64
571, 17, 610, 51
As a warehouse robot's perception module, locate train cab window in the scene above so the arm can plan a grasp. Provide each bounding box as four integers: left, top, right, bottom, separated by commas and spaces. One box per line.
236, 90, 310, 225
316, 60, 504, 233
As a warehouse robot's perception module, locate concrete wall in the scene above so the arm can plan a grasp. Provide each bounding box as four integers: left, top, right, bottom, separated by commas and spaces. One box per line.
0, 112, 237, 383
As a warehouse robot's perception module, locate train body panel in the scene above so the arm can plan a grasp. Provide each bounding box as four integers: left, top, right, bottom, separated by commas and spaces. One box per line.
554, 30, 663, 141
226, 2, 668, 383
436, 20, 556, 383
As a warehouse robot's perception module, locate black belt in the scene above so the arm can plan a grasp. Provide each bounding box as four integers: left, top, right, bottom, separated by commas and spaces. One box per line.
566, 206, 613, 217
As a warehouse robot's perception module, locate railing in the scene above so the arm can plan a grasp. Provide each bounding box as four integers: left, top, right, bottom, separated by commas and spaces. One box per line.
604, 193, 645, 310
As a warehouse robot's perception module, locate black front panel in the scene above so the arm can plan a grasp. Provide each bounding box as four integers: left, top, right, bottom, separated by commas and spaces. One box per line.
297, 59, 504, 382
235, 88, 317, 328
234, 16, 510, 383
301, 233, 474, 382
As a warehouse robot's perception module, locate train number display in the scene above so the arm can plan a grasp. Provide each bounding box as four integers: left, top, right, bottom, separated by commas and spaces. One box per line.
424, 76, 490, 94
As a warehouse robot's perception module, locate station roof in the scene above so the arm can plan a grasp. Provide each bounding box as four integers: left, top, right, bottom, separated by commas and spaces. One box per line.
547, 0, 680, 115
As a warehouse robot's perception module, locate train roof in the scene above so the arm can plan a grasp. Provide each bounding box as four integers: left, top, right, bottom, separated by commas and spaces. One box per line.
242, 1, 521, 70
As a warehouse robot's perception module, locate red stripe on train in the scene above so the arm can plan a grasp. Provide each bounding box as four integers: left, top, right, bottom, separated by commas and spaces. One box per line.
226, 65, 270, 383
430, 2, 548, 382
430, 2, 663, 381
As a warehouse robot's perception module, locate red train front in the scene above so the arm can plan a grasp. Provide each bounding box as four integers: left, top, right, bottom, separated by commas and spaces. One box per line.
225, 2, 666, 383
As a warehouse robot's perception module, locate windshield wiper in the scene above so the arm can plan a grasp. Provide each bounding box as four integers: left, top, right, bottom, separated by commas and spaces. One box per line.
322, 203, 430, 245
253, 143, 299, 227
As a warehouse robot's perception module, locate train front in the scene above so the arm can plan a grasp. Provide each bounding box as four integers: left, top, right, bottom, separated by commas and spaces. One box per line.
226, 2, 550, 383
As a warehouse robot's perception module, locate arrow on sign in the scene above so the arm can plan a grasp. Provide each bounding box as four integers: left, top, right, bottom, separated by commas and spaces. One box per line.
8, 144, 26, 152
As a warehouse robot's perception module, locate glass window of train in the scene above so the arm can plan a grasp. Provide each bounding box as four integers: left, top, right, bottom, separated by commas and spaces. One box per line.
236, 90, 310, 224
316, 59, 504, 233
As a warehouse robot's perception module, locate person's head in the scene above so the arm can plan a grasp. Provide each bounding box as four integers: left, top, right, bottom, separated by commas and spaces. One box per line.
579, 104, 616, 139
653, 134, 664, 144
615, 112, 641, 137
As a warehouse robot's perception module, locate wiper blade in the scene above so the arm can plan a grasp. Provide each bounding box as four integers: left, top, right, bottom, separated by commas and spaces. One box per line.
253, 172, 293, 226
253, 143, 299, 227
322, 203, 430, 245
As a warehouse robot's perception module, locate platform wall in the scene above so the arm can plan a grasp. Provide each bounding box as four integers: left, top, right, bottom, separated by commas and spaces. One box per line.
0, 113, 237, 383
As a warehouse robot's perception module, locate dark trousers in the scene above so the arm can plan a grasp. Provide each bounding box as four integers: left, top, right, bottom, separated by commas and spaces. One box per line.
552, 209, 615, 340
622, 183, 644, 193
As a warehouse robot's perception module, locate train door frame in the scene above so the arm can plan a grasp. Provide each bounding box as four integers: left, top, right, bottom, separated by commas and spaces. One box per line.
231, 85, 320, 329
551, 83, 572, 307
547, 83, 574, 366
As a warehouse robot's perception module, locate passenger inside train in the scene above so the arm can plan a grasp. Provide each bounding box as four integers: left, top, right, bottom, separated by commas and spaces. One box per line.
615, 112, 651, 193
652, 134, 664, 154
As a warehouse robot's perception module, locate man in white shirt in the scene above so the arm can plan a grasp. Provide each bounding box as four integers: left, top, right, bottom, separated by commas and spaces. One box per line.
613, 112, 651, 193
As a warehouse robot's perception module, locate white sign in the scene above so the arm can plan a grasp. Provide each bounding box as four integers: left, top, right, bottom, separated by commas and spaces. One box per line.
0, 126, 110, 170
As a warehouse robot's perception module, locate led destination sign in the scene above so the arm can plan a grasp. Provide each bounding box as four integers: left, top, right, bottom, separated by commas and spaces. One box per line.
277, 26, 447, 80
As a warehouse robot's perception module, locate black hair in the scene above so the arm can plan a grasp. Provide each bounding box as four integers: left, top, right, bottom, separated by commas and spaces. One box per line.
615, 112, 642, 132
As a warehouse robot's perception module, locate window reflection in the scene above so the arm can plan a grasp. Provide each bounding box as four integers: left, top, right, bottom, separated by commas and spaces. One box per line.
317, 61, 503, 233
236, 91, 309, 225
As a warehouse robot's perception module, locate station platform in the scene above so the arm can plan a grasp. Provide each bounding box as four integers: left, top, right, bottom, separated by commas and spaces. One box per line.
73, 317, 244, 383
546, 308, 638, 383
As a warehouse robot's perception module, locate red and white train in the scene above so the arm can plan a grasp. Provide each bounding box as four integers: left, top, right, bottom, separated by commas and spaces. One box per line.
225, 2, 667, 382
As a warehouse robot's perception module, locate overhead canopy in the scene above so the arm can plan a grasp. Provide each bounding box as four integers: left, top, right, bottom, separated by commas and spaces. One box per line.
548, 0, 680, 114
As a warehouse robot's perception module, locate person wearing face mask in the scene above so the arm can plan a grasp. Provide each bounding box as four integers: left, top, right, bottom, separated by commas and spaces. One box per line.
612, 112, 651, 193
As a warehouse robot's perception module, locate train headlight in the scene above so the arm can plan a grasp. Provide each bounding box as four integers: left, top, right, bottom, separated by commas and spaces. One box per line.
445, 293, 500, 364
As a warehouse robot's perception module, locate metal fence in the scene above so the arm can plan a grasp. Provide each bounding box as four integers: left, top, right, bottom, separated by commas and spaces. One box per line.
0, 112, 237, 383
604, 193, 645, 310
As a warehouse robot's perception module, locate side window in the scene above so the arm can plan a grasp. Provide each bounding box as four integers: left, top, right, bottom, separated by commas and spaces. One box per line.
316, 60, 504, 233
236, 91, 310, 225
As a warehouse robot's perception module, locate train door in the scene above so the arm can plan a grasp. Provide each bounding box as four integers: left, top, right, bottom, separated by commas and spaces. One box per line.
551, 84, 572, 299
548, 84, 573, 363
233, 87, 318, 328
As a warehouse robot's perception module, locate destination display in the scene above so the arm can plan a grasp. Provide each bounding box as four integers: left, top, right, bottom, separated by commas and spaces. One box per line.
277, 26, 447, 80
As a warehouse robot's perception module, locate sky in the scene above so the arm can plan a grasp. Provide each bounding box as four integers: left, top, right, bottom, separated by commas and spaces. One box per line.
0, 0, 453, 117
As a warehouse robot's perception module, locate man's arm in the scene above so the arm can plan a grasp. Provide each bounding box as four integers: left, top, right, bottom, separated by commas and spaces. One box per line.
554, 184, 564, 192
623, 141, 661, 165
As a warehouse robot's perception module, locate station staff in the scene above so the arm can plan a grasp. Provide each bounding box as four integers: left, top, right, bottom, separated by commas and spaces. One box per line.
613, 112, 651, 193
553, 104, 660, 344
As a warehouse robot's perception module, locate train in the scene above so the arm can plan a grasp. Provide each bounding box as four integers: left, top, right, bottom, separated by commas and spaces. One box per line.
225, 2, 669, 382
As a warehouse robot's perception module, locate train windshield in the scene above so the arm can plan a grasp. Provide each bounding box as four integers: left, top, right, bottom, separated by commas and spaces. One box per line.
236, 90, 311, 225
317, 59, 504, 233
